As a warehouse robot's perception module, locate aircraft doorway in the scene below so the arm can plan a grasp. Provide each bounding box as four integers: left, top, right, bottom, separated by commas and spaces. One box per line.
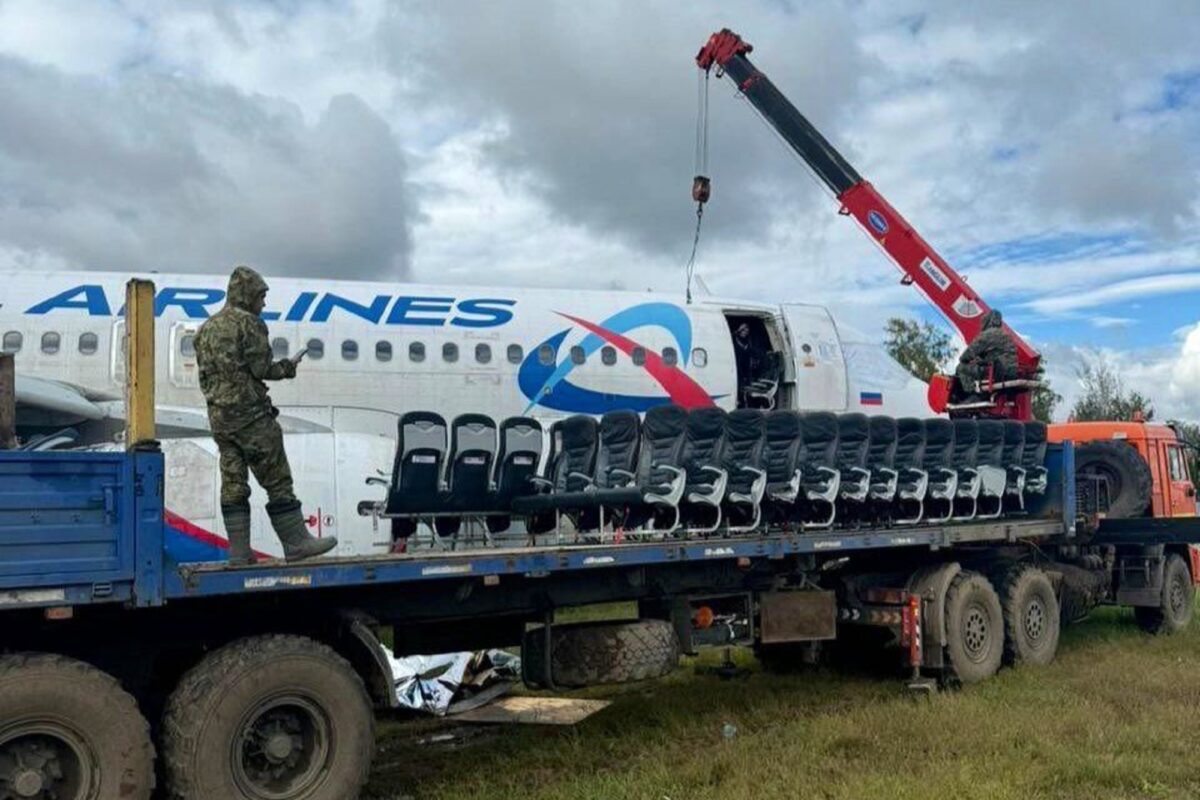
725, 314, 785, 409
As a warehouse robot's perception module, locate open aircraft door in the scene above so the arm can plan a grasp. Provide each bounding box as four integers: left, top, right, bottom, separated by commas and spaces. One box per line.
778, 304, 848, 412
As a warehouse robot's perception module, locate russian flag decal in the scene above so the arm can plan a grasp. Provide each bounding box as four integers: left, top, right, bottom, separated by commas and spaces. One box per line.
859, 391, 883, 406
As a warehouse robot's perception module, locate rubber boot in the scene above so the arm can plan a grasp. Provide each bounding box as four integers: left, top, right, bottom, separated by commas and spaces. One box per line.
222, 503, 256, 567
267, 500, 338, 562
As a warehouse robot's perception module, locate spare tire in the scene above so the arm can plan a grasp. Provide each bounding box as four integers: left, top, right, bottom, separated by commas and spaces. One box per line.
523, 619, 680, 688
1075, 440, 1152, 518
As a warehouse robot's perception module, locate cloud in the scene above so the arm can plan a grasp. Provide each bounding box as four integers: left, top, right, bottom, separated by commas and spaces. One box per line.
0, 57, 415, 279
1027, 271, 1200, 314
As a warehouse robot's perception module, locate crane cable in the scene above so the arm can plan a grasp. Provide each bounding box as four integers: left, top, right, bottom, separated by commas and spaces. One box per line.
686, 69, 711, 304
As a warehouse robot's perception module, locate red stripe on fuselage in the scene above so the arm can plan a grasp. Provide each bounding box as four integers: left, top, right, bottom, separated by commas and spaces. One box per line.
164, 510, 270, 558
557, 312, 715, 408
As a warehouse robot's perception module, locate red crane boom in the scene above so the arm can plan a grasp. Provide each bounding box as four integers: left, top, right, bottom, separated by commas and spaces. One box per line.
697, 29, 1041, 420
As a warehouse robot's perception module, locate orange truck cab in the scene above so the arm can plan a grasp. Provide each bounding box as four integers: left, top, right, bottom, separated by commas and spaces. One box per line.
1049, 422, 1196, 518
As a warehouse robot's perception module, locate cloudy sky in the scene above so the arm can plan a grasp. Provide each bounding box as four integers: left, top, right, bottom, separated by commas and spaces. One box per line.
2, 0, 1200, 419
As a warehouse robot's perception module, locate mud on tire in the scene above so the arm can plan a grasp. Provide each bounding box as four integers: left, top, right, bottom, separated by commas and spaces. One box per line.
943, 571, 1005, 684
1134, 553, 1196, 635
523, 619, 681, 688
1075, 440, 1153, 518
162, 634, 374, 800
1000, 565, 1061, 666
0, 653, 155, 800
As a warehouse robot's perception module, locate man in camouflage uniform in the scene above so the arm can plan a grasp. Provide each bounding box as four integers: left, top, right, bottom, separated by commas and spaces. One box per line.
955, 309, 1018, 401
195, 266, 337, 565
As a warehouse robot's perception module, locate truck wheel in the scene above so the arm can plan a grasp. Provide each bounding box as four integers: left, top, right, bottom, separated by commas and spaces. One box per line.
162, 635, 374, 800
523, 619, 680, 688
1000, 566, 1061, 666
1134, 554, 1196, 635
1075, 441, 1153, 518
0, 653, 155, 800
943, 572, 1005, 684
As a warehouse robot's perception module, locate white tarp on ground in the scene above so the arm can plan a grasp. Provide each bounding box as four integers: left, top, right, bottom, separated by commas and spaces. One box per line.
385, 648, 521, 716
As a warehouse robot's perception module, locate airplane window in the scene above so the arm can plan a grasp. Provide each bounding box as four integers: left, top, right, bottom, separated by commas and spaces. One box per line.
272, 338, 289, 358
475, 343, 492, 364
692, 348, 708, 368
179, 335, 196, 358
409, 342, 425, 363
342, 340, 359, 361
443, 342, 459, 363
538, 343, 555, 366
41, 332, 61, 355
632, 346, 646, 367
306, 338, 325, 360
507, 344, 524, 364
376, 341, 393, 362
662, 347, 678, 367
601, 346, 617, 366
78, 332, 99, 356
570, 345, 586, 365
2, 331, 22, 354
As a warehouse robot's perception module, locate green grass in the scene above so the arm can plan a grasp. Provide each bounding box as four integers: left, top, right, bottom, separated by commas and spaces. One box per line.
366, 602, 1200, 800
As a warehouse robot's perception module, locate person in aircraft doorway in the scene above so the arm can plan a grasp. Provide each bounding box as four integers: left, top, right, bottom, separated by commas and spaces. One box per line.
194, 266, 338, 566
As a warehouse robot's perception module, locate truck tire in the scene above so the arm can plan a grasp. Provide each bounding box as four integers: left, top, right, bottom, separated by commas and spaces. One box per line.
162, 635, 374, 800
1134, 554, 1196, 635
943, 572, 1005, 684
1076, 440, 1153, 518
0, 653, 155, 800
523, 619, 680, 688
1000, 566, 1061, 666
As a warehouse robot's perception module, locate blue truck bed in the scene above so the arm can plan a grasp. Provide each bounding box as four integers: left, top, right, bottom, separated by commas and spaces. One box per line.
0, 446, 1076, 612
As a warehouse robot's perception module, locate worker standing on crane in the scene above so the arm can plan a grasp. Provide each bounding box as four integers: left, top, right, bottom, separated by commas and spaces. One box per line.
195, 266, 338, 565
955, 310, 1018, 401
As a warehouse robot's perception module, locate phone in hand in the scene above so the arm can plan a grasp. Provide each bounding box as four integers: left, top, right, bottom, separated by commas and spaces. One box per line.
290, 347, 309, 366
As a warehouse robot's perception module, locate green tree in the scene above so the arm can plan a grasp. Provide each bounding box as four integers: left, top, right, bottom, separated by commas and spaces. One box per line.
1070, 362, 1154, 422
1031, 364, 1062, 423
884, 317, 955, 383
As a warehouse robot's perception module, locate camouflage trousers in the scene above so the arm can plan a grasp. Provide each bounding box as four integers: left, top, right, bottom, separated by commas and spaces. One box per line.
213, 415, 297, 507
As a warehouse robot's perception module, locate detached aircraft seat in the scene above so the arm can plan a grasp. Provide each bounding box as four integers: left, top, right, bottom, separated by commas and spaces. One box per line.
745, 351, 785, 410
797, 411, 841, 529
512, 415, 598, 530
761, 410, 804, 523
628, 404, 690, 532
1022, 421, 1049, 498
893, 417, 929, 525
551, 410, 643, 530
487, 416, 543, 533
974, 420, 1008, 519
950, 419, 982, 521
435, 413, 499, 536
865, 416, 900, 517
385, 411, 449, 538
679, 407, 730, 532
1001, 420, 1027, 510
921, 419, 958, 523
834, 413, 872, 518
721, 409, 768, 532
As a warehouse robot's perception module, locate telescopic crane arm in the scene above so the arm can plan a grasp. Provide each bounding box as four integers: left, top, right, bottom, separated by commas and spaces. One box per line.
697, 29, 1041, 418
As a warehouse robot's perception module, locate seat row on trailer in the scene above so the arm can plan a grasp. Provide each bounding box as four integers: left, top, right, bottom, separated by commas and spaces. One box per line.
367, 406, 1050, 541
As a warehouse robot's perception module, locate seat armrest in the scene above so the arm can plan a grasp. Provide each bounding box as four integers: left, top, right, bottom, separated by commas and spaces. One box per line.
365, 476, 389, 487
699, 465, 728, 481
611, 468, 636, 481
738, 466, 766, 478
529, 476, 555, 491
568, 471, 596, 486
874, 467, 899, 481
847, 466, 871, 481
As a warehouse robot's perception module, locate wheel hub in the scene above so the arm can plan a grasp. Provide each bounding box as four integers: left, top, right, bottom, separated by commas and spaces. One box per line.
0, 730, 85, 800
1024, 598, 1046, 641
963, 605, 990, 662
234, 697, 331, 800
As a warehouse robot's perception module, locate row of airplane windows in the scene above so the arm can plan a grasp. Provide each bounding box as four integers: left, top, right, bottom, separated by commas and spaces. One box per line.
0, 330, 712, 369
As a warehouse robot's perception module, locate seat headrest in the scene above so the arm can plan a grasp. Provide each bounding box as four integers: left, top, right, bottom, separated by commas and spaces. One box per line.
643, 404, 687, 439
1024, 421, 1047, 443
869, 416, 897, 442
923, 418, 954, 445
802, 411, 838, 442
976, 419, 1004, 445
687, 406, 727, 438
560, 414, 598, 447
838, 413, 870, 441
726, 408, 765, 439
952, 419, 978, 444
897, 417, 924, 439
1004, 420, 1025, 443
600, 409, 640, 445
765, 410, 800, 440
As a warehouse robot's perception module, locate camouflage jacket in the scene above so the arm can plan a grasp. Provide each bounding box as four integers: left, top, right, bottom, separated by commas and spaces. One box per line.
195, 269, 295, 433
958, 311, 1018, 382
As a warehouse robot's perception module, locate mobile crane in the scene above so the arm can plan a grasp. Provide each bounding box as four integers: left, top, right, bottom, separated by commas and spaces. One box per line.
695, 28, 1197, 521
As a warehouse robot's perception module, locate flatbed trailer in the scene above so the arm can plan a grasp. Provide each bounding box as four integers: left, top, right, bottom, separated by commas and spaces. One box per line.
3, 442, 1199, 800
